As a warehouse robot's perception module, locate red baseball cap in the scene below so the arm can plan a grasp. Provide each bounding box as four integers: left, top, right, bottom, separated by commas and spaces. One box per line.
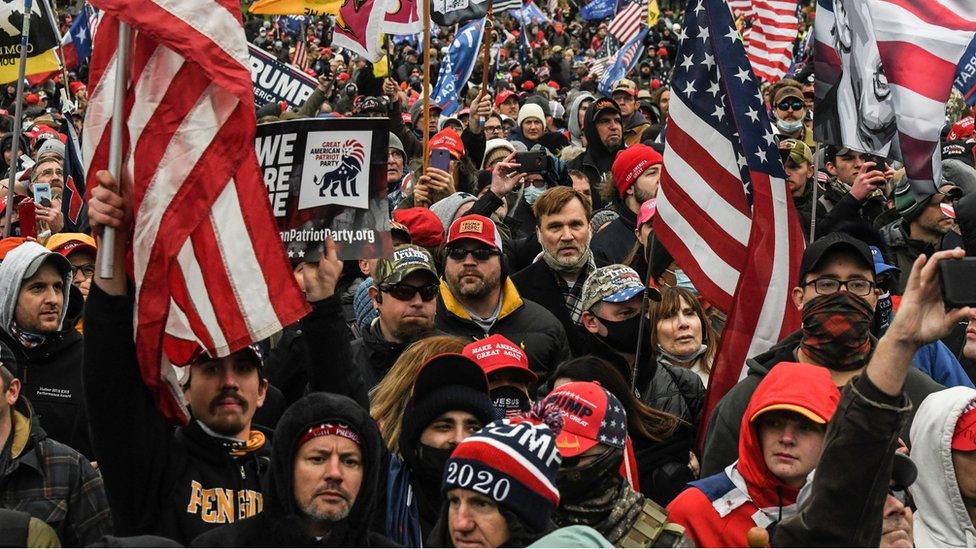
494, 89, 517, 110
543, 381, 627, 458
393, 207, 445, 248
948, 117, 975, 141
428, 128, 465, 159
463, 334, 537, 383
953, 406, 976, 451
0, 237, 27, 260
447, 214, 503, 250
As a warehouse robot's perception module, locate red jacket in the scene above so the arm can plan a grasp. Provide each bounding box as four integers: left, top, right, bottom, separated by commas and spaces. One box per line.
667, 363, 840, 547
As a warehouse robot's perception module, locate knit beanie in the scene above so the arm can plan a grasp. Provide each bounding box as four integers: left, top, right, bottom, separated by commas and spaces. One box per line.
482, 139, 516, 170
393, 207, 446, 248
442, 405, 564, 532
353, 277, 378, 329
389, 132, 405, 158
517, 104, 546, 129
612, 144, 663, 198
429, 192, 477, 235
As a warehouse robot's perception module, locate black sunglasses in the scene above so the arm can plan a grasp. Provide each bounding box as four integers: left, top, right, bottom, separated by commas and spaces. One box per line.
445, 246, 500, 261
380, 283, 439, 302
777, 99, 805, 112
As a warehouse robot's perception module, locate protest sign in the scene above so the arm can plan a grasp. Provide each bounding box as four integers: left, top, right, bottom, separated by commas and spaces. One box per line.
248, 44, 318, 110
256, 117, 393, 261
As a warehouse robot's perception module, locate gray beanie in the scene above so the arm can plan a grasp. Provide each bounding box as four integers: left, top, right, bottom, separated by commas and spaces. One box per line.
36, 138, 65, 160
389, 132, 405, 157
429, 191, 477, 234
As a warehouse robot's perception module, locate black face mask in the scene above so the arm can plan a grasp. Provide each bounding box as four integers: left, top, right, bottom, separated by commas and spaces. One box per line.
555, 447, 624, 504
597, 314, 642, 354
490, 385, 531, 420
411, 442, 455, 485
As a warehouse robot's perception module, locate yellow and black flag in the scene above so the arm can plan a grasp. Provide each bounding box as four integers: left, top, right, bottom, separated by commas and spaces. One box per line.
0, 0, 61, 84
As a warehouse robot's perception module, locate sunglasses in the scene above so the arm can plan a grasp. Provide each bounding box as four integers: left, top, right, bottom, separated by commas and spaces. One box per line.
380, 283, 439, 302
445, 246, 500, 261
777, 99, 805, 112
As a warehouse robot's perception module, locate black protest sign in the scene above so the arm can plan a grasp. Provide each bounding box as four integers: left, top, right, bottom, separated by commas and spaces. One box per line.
256, 117, 392, 261
248, 44, 318, 111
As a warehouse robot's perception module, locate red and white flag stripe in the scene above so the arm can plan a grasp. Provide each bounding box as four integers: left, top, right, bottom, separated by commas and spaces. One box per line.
745, 0, 798, 82
728, 0, 753, 19
609, 0, 646, 45
84, 0, 309, 423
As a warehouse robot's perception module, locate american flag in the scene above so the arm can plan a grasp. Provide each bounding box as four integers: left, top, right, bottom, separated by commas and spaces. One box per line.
292, 36, 308, 69
727, 0, 753, 19
588, 56, 612, 78
84, 0, 310, 423
653, 0, 804, 434
609, 0, 647, 45
872, 0, 976, 197
491, 0, 522, 11
744, 0, 798, 82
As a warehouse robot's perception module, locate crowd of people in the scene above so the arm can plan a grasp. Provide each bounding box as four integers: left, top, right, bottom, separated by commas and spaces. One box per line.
1, 0, 976, 547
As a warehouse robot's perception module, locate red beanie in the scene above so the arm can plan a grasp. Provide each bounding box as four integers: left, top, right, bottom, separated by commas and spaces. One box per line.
393, 207, 445, 247
612, 144, 663, 198
651, 78, 662, 90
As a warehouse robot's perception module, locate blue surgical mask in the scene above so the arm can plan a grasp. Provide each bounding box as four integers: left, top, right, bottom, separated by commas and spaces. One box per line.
524, 184, 546, 205
674, 269, 696, 292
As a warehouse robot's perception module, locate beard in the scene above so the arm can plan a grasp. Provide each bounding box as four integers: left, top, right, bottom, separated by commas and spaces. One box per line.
301, 487, 353, 523
393, 316, 435, 341
449, 270, 499, 301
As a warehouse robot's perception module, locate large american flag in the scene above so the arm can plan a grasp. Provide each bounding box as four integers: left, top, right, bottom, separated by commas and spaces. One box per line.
744, 0, 798, 82
727, 0, 753, 19
609, 0, 647, 45
653, 0, 804, 432
84, 0, 310, 423
292, 37, 308, 69
872, 0, 976, 197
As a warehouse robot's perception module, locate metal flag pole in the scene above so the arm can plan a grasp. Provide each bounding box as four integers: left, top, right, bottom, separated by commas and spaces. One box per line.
418, 0, 432, 208
809, 147, 820, 243
632, 233, 658, 394
39, 0, 75, 106
98, 21, 130, 279
3, 0, 36, 238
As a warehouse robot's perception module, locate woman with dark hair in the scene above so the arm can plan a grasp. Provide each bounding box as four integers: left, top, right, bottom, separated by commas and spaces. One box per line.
548, 356, 698, 506
648, 287, 718, 385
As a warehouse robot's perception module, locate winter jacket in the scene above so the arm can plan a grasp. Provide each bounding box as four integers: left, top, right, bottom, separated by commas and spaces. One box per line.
817, 176, 889, 230
566, 92, 595, 147
668, 364, 840, 547
774, 374, 911, 547
192, 393, 397, 547
84, 285, 272, 545
910, 386, 976, 547
621, 111, 651, 147
351, 321, 410, 391
302, 295, 371, 410
0, 243, 91, 458
510, 259, 594, 358
913, 340, 975, 389
590, 204, 638, 267
0, 397, 113, 546
435, 278, 570, 385
566, 100, 623, 211
700, 330, 944, 477
879, 219, 936, 294
261, 322, 311, 406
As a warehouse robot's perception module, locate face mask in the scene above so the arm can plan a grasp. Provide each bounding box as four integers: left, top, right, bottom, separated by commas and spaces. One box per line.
674, 269, 696, 292
800, 292, 873, 371
597, 313, 642, 354
775, 117, 804, 134
555, 447, 624, 504
873, 289, 893, 336
490, 385, 531, 420
656, 343, 707, 365
411, 442, 456, 484
524, 184, 546, 205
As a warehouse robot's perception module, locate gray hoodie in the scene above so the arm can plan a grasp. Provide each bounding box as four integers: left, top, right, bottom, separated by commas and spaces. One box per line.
566, 92, 595, 147
0, 241, 72, 334
911, 386, 976, 547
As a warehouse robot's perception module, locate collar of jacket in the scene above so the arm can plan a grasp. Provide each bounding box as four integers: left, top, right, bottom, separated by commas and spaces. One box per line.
439, 278, 523, 322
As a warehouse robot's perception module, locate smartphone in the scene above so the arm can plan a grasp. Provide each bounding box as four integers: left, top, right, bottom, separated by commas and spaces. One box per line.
515, 150, 545, 173
33, 182, 52, 207
429, 147, 451, 172
939, 257, 976, 308
17, 200, 36, 238
863, 153, 887, 170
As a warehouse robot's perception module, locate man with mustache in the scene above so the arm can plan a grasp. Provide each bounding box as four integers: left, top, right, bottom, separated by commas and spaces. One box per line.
82, 170, 274, 544
511, 187, 596, 357
192, 392, 395, 547
436, 214, 570, 385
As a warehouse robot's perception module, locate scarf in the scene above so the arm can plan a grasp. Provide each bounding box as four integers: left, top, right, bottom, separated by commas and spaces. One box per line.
8, 322, 46, 349
554, 476, 644, 544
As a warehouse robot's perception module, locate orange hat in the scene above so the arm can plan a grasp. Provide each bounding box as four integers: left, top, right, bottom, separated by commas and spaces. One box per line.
0, 237, 27, 260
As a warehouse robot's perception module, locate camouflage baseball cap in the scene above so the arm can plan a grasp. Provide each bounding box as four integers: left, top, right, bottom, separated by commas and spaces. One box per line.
581, 264, 659, 312
373, 244, 437, 287
779, 138, 812, 166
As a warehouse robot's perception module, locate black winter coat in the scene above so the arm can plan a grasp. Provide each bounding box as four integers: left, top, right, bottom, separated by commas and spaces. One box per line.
192, 393, 398, 547
510, 259, 593, 358
590, 205, 638, 267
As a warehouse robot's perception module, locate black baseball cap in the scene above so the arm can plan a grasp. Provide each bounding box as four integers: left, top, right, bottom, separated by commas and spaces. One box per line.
798, 232, 874, 283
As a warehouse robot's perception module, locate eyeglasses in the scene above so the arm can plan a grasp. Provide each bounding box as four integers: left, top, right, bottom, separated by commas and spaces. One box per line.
380, 283, 439, 302
484, 125, 504, 134
777, 99, 805, 112
71, 263, 95, 279
445, 246, 500, 261
803, 277, 876, 296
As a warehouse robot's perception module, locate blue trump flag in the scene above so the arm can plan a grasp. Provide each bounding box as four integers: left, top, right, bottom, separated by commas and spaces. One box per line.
599, 27, 648, 95
581, 0, 616, 22
955, 35, 976, 107
432, 18, 486, 116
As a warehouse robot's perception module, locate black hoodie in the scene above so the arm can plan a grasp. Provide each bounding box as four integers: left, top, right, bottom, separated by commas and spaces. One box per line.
191, 392, 396, 547
566, 98, 623, 211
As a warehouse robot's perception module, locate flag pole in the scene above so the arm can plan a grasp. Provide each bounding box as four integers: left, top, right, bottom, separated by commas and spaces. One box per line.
98, 21, 131, 279
418, 0, 432, 208
809, 146, 820, 243
39, 0, 74, 106
480, 9, 493, 91
3, 0, 36, 238
632, 232, 656, 392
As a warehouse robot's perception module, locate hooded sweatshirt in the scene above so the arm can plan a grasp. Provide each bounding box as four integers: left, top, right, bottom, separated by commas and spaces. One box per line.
911, 386, 976, 547
566, 92, 595, 147
566, 98, 623, 211
667, 363, 840, 547
0, 242, 91, 457
192, 392, 394, 547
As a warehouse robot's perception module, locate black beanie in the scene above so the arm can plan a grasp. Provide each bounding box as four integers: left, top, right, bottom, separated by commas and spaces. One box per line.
399, 385, 495, 456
